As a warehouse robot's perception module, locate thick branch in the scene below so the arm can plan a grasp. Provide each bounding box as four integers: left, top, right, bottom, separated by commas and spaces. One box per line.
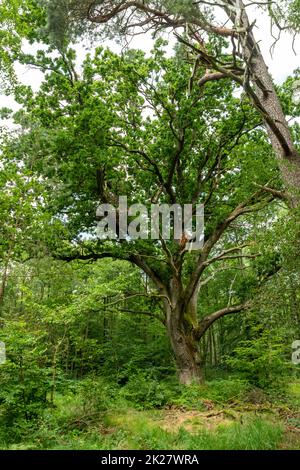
184, 191, 273, 307
58, 250, 169, 299
86, 1, 237, 36
194, 302, 250, 340
198, 70, 243, 87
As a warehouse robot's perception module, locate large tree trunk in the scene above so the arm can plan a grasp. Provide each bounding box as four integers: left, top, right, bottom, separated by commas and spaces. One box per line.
167, 313, 203, 384
165, 285, 203, 385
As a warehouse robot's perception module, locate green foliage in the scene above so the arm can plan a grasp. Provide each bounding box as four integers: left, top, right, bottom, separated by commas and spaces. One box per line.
1, 0, 300, 452
202, 378, 250, 403
227, 326, 290, 391
0, 322, 52, 442
165, 378, 249, 409
43, 0, 105, 45
164, 0, 200, 19
119, 371, 175, 409
3, 406, 285, 450
43, 0, 70, 47
0, 373, 286, 450
272, 0, 300, 32
77, 377, 121, 413
288, 0, 300, 30
0, 0, 47, 90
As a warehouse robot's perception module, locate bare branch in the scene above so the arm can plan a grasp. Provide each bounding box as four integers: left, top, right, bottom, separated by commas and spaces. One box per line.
205, 243, 255, 265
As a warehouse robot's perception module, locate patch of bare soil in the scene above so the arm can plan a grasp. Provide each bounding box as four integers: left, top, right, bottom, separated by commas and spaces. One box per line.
157, 407, 236, 433
279, 429, 300, 450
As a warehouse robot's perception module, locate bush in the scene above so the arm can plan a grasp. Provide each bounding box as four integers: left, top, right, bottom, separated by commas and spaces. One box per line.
226, 328, 290, 391
204, 378, 250, 403
0, 361, 51, 443
169, 377, 250, 409
77, 376, 120, 412
119, 371, 175, 409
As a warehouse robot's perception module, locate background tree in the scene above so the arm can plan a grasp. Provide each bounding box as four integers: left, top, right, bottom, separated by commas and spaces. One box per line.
42, 0, 300, 205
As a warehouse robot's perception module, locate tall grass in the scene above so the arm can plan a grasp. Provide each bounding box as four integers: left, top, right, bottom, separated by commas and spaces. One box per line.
0, 375, 293, 450
3, 412, 283, 450
110, 415, 283, 451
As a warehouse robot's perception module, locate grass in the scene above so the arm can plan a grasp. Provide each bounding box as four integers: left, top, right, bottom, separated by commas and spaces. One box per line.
104, 410, 284, 450
288, 379, 300, 404
4, 412, 284, 451
1, 376, 300, 450
0, 406, 286, 450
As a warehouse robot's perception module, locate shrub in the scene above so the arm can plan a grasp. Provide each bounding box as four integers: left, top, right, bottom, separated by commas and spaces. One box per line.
204, 378, 250, 403
119, 371, 175, 409
226, 328, 290, 391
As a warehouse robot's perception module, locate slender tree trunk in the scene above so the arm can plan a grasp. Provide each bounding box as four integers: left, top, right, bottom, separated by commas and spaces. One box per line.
0, 258, 9, 308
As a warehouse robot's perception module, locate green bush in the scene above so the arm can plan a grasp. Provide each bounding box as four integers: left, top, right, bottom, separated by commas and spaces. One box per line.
204, 378, 250, 403
0, 323, 54, 443
169, 383, 207, 410
119, 371, 175, 409
226, 328, 290, 391
169, 378, 250, 409
0, 361, 51, 443
77, 376, 121, 412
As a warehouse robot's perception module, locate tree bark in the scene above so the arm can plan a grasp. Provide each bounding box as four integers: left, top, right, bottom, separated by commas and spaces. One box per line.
0, 258, 9, 307
167, 310, 203, 385
165, 283, 203, 385
235, 1, 300, 206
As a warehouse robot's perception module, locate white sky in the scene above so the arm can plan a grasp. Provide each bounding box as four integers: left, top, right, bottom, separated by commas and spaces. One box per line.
0, 7, 299, 127
250, 7, 300, 83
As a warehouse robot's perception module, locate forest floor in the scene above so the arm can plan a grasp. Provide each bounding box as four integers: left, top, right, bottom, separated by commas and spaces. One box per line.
2, 377, 300, 451
103, 403, 300, 450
